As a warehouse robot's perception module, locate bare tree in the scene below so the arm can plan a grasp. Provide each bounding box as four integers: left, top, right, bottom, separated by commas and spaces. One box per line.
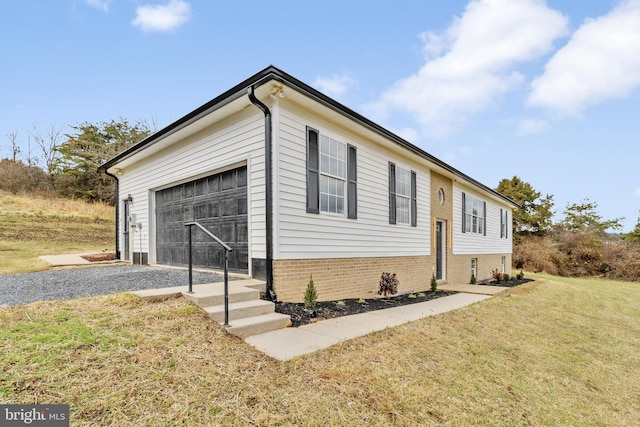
6, 130, 21, 162
24, 133, 38, 168
32, 124, 62, 188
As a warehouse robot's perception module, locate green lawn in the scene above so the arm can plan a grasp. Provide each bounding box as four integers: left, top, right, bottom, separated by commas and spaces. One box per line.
1, 273, 639, 425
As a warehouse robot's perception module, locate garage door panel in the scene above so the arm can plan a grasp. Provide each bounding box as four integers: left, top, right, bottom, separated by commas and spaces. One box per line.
156, 166, 248, 273
238, 197, 247, 215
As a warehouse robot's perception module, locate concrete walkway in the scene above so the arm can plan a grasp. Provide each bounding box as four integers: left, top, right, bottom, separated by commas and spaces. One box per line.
245, 293, 490, 361
39, 252, 121, 267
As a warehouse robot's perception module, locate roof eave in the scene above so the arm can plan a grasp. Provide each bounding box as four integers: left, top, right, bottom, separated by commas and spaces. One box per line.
99, 65, 519, 208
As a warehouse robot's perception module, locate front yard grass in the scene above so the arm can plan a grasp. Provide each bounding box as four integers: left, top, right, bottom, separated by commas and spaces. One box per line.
1, 274, 639, 425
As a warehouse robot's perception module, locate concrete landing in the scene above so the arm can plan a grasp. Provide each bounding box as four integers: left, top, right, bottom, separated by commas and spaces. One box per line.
245, 293, 490, 361
39, 252, 120, 267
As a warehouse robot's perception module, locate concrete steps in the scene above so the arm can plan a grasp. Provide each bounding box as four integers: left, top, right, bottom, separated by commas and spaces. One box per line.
134, 279, 290, 338
182, 283, 260, 307
225, 313, 292, 339
203, 299, 275, 323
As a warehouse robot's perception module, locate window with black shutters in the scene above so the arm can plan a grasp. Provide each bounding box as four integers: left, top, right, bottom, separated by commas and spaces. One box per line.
389, 162, 417, 226
462, 192, 486, 235
307, 127, 357, 218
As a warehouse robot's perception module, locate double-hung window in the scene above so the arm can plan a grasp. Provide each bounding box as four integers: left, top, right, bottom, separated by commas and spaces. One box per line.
306, 127, 357, 218
319, 135, 346, 214
500, 208, 509, 238
461, 192, 486, 235
388, 162, 417, 226
395, 167, 411, 224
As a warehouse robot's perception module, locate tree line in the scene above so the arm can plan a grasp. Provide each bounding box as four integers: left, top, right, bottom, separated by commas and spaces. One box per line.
0, 119, 152, 203
497, 176, 640, 282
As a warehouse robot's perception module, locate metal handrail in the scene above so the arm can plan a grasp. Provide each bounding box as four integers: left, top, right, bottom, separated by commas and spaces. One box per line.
184, 221, 233, 327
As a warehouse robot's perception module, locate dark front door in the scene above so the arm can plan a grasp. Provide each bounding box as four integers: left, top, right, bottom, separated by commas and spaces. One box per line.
155, 166, 248, 273
436, 220, 445, 280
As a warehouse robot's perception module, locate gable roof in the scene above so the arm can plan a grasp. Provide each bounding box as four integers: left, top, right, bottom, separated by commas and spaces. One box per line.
100, 65, 518, 208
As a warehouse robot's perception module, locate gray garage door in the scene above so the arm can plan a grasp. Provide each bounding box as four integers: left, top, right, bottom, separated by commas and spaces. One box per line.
155, 166, 248, 273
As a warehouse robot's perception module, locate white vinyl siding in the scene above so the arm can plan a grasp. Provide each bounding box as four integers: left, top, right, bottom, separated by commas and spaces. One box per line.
453, 183, 512, 255
276, 102, 431, 260
116, 108, 266, 263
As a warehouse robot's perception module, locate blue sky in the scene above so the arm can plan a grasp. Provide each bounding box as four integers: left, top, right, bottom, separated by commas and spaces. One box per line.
1, 0, 639, 231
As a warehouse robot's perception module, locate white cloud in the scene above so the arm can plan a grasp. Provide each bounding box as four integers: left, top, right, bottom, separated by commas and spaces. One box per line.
391, 126, 420, 143
313, 73, 357, 99
86, 0, 111, 11
517, 118, 551, 135
132, 0, 191, 33
528, 0, 640, 116
364, 0, 568, 138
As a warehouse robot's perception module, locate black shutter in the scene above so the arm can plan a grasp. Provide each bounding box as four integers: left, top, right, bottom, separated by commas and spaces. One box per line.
483, 201, 487, 236
389, 162, 396, 224
347, 144, 357, 219
410, 171, 417, 227
461, 192, 466, 233
500, 208, 504, 238
505, 211, 509, 239
306, 127, 319, 214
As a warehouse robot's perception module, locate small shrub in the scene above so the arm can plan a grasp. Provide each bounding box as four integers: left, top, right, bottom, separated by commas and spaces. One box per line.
336, 300, 346, 306
516, 270, 524, 280
491, 269, 504, 283
378, 272, 399, 296
408, 293, 417, 299
303, 275, 318, 308
503, 273, 511, 282
470, 274, 477, 285
357, 298, 367, 304
430, 273, 438, 292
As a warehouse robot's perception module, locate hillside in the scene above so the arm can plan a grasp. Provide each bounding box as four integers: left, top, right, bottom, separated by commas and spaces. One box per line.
0, 191, 114, 274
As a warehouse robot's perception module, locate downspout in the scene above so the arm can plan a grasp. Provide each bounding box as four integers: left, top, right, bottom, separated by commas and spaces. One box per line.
104, 170, 121, 260
247, 86, 276, 302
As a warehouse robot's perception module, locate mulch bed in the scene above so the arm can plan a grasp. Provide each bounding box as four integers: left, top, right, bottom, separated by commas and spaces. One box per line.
482, 278, 533, 288
274, 290, 455, 327
274, 278, 534, 327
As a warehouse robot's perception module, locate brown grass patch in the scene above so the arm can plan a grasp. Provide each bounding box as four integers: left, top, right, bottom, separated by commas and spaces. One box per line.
0, 191, 114, 274
1, 275, 640, 425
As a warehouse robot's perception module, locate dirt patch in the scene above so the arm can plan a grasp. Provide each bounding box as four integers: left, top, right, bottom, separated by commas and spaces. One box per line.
81, 252, 116, 262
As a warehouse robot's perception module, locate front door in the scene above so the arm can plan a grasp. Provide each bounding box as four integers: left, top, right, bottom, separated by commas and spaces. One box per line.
436, 220, 446, 280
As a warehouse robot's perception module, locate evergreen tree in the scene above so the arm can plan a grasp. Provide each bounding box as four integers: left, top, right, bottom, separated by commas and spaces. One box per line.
623, 213, 640, 244
560, 198, 623, 234
496, 176, 554, 236
55, 119, 151, 203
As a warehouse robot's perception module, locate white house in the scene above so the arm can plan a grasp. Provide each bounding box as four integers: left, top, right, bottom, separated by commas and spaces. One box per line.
100, 66, 518, 302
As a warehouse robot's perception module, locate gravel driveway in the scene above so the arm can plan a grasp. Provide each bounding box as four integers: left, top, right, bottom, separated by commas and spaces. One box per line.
0, 265, 229, 306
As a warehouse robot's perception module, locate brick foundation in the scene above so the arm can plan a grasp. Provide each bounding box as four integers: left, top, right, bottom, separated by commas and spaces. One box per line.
447, 253, 513, 284
273, 256, 435, 303
273, 253, 512, 302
